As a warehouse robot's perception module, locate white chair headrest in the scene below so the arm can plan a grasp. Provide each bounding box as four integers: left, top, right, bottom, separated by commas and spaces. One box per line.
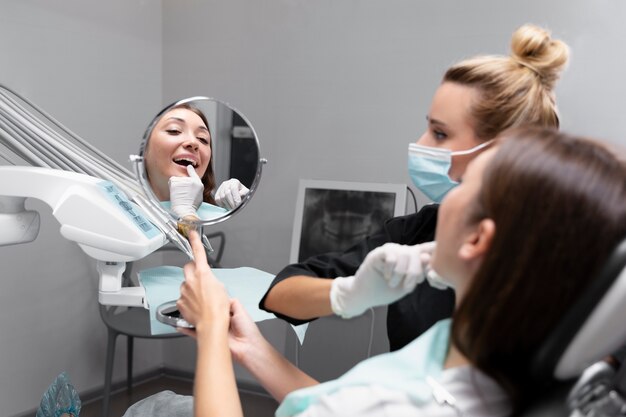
556, 264, 626, 379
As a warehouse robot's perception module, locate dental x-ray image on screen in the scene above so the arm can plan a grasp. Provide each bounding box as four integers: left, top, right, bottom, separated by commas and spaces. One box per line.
290, 180, 406, 263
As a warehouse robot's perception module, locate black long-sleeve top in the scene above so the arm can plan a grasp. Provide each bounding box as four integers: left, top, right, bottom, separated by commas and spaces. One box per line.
259, 204, 455, 351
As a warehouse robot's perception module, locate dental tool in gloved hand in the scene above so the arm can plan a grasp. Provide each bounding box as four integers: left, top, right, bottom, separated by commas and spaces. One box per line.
169, 165, 204, 219
215, 178, 249, 210
330, 241, 436, 319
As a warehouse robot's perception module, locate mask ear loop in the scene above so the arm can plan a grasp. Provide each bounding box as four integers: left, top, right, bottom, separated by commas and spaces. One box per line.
450, 139, 495, 157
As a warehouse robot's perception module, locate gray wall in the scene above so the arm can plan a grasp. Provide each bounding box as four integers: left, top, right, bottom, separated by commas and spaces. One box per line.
0, 1, 163, 415
2, 0, 626, 415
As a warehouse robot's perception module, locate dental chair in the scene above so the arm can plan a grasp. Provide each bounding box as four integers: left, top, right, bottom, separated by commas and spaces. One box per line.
521, 237, 626, 416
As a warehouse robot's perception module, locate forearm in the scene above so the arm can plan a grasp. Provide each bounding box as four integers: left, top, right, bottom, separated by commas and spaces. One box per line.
241, 337, 318, 402
264, 276, 334, 320
194, 322, 243, 417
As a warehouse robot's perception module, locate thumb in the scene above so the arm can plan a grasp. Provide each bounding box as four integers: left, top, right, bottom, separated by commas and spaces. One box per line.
187, 164, 200, 179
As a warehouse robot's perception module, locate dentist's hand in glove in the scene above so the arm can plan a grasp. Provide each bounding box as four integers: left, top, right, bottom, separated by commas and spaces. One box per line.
168, 165, 204, 219
215, 178, 249, 210
330, 241, 436, 319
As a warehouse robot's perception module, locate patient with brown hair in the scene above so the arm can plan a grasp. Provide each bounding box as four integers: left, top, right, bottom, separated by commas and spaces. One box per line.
124, 127, 626, 416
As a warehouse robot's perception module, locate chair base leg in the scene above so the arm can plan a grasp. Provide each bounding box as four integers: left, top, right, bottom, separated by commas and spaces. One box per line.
127, 335, 134, 395
102, 329, 118, 417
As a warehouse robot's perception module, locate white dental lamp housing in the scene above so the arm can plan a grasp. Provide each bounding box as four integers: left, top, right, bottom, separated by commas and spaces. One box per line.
0, 196, 40, 246
0, 166, 167, 307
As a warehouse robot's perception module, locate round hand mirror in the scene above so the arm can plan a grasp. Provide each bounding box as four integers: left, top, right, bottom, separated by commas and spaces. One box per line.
134, 97, 265, 227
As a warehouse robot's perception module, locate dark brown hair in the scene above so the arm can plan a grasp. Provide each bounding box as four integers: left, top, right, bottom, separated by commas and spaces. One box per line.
452, 128, 626, 412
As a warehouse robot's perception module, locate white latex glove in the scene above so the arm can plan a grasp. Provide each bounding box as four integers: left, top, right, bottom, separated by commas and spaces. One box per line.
330, 241, 436, 319
425, 268, 452, 290
168, 165, 204, 219
215, 178, 249, 210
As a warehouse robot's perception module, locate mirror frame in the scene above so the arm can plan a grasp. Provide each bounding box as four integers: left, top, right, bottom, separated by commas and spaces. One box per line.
132, 96, 266, 227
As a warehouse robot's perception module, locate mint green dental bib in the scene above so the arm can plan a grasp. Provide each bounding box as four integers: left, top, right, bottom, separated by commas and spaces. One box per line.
276, 318, 451, 416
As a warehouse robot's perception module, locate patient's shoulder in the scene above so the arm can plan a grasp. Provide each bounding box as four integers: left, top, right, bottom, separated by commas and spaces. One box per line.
294, 367, 510, 417
437, 366, 511, 417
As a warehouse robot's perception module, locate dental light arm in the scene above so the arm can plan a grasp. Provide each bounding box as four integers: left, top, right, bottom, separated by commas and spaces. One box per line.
0, 195, 39, 247
0, 167, 163, 261
0, 84, 199, 307
0, 84, 194, 259
0, 166, 167, 306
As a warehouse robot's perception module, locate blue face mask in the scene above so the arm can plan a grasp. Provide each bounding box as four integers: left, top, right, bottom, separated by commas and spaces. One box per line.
408, 141, 493, 203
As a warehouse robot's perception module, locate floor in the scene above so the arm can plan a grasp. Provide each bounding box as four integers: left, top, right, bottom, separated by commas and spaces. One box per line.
79, 375, 279, 417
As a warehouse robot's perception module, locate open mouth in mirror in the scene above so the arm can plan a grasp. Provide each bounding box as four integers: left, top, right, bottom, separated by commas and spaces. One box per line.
134, 97, 265, 226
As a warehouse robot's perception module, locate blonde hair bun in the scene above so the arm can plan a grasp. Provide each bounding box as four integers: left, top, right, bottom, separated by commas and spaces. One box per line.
510, 24, 569, 90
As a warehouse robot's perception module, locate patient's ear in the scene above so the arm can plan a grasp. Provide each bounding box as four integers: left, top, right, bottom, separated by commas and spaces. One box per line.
459, 219, 495, 261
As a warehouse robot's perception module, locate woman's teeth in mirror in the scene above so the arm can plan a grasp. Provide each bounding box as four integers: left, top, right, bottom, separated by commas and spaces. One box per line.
173, 158, 198, 168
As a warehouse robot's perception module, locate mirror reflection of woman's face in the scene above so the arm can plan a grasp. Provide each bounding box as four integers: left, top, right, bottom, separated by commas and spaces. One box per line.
145, 107, 212, 200
416, 82, 483, 181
